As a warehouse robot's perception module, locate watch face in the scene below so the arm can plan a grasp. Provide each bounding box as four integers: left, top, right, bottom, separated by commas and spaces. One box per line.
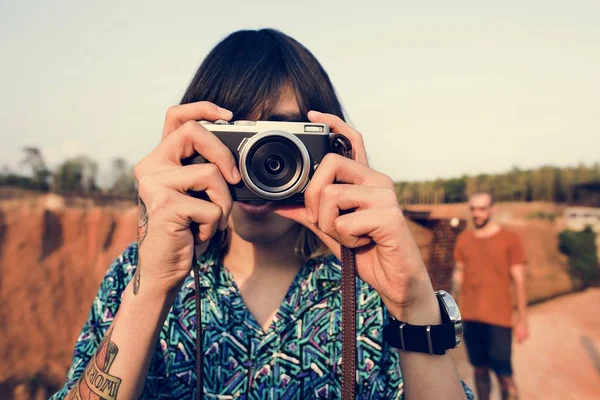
436, 290, 464, 347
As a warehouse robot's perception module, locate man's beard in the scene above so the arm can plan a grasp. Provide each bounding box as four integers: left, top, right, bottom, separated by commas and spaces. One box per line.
473, 217, 490, 229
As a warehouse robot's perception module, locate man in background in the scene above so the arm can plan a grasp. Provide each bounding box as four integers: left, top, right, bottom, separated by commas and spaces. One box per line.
453, 192, 529, 400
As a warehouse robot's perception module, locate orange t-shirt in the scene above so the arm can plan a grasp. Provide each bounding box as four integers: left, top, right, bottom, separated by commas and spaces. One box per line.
454, 228, 527, 328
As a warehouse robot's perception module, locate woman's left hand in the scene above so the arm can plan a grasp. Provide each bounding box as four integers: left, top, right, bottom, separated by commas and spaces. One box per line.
275, 111, 440, 324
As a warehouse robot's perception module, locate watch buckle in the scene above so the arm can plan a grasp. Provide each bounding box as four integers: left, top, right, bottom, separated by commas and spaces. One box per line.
426, 325, 433, 355
399, 323, 406, 351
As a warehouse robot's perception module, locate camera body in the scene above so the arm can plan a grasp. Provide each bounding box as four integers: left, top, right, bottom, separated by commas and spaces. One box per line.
183, 120, 335, 204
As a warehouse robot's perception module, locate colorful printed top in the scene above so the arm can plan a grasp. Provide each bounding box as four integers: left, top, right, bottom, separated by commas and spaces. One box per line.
51, 243, 473, 399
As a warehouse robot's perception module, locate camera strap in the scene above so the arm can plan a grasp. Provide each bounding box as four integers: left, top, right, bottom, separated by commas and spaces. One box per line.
331, 134, 357, 400
192, 256, 204, 400
340, 245, 357, 399
192, 134, 358, 400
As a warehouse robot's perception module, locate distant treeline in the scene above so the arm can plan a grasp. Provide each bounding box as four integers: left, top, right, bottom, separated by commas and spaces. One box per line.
0, 148, 136, 198
3, 148, 599, 205
395, 164, 600, 205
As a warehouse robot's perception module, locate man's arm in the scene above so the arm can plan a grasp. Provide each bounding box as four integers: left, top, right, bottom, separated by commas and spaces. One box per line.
452, 235, 465, 300
452, 261, 465, 300
510, 264, 529, 343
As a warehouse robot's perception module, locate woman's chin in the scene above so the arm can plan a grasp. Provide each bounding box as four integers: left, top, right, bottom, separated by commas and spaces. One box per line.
230, 204, 297, 244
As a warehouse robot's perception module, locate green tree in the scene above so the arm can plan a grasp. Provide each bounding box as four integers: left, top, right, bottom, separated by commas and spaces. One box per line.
20, 147, 50, 191
442, 177, 466, 203
559, 226, 600, 288
53, 155, 99, 194
109, 157, 137, 197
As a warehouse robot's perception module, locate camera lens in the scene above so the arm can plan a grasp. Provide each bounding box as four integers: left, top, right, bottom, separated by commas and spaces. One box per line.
238, 131, 311, 200
247, 136, 303, 194
264, 155, 284, 175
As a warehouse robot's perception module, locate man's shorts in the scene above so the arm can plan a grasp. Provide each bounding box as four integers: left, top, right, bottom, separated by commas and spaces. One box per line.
463, 321, 513, 376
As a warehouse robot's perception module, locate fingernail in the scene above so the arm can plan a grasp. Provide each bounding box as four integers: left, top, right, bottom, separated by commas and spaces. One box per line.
232, 166, 241, 182
218, 107, 233, 118
306, 208, 315, 224
308, 110, 321, 117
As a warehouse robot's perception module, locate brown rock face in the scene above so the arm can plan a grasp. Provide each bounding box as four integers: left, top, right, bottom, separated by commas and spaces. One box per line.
0, 197, 137, 398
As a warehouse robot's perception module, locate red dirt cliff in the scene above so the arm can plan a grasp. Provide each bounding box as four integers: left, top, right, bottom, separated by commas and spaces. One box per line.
0, 195, 137, 398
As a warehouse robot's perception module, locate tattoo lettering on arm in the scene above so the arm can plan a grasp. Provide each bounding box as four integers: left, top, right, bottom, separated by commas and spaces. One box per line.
133, 196, 149, 295
66, 326, 121, 400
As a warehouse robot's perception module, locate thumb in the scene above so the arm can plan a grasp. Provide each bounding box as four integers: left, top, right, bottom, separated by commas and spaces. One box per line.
274, 205, 341, 258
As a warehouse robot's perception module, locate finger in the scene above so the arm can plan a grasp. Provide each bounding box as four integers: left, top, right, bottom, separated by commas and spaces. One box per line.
273, 205, 341, 259
304, 154, 395, 223
317, 184, 398, 240
142, 188, 223, 244
334, 208, 428, 288
162, 101, 233, 139
333, 207, 409, 250
138, 164, 232, 230
307, 110, 368, 165
173, 195, 223, 243
137, 120, 240, 185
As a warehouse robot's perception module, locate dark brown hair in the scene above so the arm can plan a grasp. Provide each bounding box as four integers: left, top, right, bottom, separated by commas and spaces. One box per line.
181, 29, 345, 121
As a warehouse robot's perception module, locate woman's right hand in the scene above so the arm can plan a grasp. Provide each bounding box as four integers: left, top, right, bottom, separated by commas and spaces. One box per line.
132, 102, 241, 295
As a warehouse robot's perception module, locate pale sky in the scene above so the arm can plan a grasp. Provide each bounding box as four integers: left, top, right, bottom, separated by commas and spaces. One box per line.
1, 0, 598, 184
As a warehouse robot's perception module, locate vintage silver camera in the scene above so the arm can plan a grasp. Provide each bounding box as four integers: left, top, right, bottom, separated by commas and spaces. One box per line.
183, 120, 350, 203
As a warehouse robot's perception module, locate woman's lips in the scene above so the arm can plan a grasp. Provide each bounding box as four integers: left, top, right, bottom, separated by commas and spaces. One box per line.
236, 201, 275, 217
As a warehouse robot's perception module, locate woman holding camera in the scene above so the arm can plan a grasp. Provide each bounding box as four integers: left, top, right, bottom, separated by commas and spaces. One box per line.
52, 29, 472, 399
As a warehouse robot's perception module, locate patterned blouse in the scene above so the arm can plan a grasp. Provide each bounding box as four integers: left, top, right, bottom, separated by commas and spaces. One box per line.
51, 243, 473, 399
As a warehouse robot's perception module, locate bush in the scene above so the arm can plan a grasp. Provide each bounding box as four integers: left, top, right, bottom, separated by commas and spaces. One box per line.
558, 226, 600, 287
0, 173, 49, 191
526, 210, 557, 222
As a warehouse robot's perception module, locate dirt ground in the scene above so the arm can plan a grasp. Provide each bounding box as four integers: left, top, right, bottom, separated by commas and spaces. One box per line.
452, 288, 600, 400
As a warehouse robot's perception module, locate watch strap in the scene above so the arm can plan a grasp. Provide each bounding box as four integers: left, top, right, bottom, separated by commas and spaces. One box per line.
382, 292, 458, 355
382, 320, 457, 355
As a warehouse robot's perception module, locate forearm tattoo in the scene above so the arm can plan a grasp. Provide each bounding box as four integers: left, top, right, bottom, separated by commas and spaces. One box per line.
133, 196, 148, 295
67, 326, 121, 400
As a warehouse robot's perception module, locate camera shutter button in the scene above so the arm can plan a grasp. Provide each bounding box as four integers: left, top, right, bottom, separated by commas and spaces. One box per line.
233, 120, 256, 126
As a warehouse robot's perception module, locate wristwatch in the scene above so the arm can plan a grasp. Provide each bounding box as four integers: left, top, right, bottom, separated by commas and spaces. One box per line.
382, 290, 464, 355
